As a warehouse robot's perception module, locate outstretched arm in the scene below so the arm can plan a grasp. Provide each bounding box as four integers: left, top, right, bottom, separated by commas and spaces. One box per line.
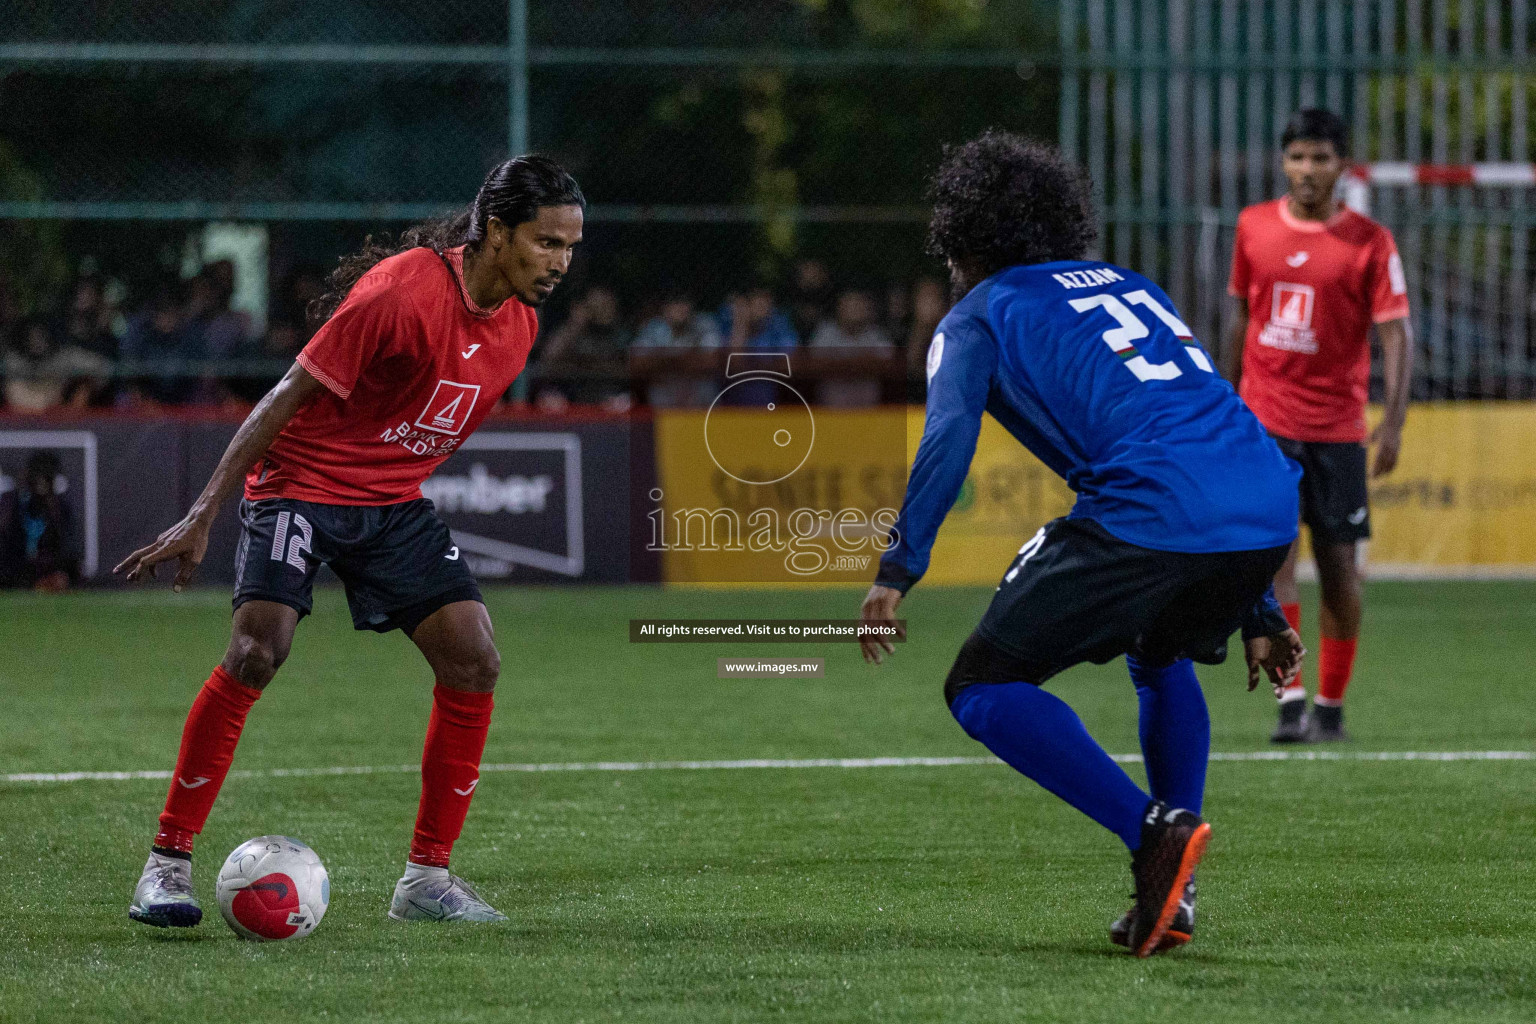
114, 362, 326, 589
861, 315, 996, 663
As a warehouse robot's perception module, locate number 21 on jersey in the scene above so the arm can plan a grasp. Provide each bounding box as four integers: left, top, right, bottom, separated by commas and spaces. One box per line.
1068, 289, 1215, 382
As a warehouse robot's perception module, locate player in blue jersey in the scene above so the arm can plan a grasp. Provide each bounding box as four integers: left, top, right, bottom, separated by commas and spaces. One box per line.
858, 132, 1306, 957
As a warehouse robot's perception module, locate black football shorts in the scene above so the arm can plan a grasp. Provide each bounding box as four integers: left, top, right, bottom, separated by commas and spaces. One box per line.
1270, 434, 1371, 545
233, 497, 481, 635
961, 516, 1290, 697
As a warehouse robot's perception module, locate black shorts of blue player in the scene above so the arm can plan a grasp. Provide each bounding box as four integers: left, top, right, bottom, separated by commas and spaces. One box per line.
944, 517, 1290, 706
232, 497, 482, 637
1269, 434, 1371, 546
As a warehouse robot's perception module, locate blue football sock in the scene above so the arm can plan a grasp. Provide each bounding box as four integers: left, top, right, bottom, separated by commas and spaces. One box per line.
1127, 656, 1209, 815
950, 682, 1150, 850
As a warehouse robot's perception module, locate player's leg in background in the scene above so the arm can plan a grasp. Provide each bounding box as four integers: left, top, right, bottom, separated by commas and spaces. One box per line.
1312, 540, 1362, 739
1269, 434, 1312, 741
1303, 441, 1369, 740
1270, 535, 1310, 742
405, 600, 500, 870
155, 600, 299, 857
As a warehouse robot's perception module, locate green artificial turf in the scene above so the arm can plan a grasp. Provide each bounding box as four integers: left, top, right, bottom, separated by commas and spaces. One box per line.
2, 582, 1534, 1022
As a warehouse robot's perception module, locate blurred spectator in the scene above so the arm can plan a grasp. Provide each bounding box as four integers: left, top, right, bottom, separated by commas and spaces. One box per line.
906, 277, 949, 391
0, 451, 81, 591
100, 277, 129, 339
226, 269, 320, 405
185, 261, 253, 404
185, 260, 251, 362
883, 279, 912, 345
719, 284, 799, 349
55, 276, 121, 362
635, 290, 722, 350
228, 321, 305, 405
284, 271, 325, 342
633, 288, 723, 408
0, 253, 958, 410
786, 259, 833, 341
3, 317, 111, 412
536, 285, 633, 409
809, 288, 894, 350
120, 281, 207, 406
0, 280, 20, 346
808, 288, 895, 407
717, 284, 798, 407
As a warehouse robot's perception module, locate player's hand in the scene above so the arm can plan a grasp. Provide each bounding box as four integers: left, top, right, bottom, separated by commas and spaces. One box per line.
1244, 627, 1306, 696
113, 512, 212, 592
1369, 422, 1402, 478
858, 584, 906, 665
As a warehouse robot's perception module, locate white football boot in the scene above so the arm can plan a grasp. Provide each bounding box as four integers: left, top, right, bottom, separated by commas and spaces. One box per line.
129, 850, 203, 928
389, 863, 507, 923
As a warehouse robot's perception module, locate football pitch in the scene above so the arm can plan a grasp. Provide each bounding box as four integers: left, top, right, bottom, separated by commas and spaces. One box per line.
2, 582, 1534, 1023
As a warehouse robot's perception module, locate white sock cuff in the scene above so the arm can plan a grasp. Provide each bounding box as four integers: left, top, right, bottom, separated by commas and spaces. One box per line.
1277, 688, 1308, 705
404, 861, 451, 881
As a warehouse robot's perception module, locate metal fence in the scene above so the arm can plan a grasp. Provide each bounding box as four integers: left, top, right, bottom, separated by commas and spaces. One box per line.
6, 2, 1536, 400
1058, 0, 1536, 398
0, 1, 1056, 350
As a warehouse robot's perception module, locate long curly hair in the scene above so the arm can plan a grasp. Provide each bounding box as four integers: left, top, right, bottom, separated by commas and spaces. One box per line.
309, 155, 585, 327
925, 130, 1097, 278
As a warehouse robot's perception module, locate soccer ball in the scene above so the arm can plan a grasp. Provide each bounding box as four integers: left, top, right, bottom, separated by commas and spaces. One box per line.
216, 835, 330, 941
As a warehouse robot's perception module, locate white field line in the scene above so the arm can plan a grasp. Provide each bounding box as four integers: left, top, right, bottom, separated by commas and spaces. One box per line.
3, 750, 1531, 785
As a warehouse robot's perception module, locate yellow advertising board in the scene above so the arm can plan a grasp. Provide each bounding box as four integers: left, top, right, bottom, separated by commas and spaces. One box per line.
656, 402, 1536, 584
651, 406, 908, 584
1363, 402, 1536, 570
922, 401, 1536, 579
908, 408, 1077, 586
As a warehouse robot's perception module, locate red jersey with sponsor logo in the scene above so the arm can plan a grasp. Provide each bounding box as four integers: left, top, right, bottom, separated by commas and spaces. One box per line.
244, 246, 537, 504
1229, 198, 1410, 442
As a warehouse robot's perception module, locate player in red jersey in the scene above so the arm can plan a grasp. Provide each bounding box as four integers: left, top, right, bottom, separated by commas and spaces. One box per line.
1225, 109, 1413, 743
115, 156, 585, 927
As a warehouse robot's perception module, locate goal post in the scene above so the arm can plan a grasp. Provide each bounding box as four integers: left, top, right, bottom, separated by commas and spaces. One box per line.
1344, 163, 1536, 400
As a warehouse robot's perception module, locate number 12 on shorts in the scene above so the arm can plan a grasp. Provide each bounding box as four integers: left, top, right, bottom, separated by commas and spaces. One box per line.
1068, 289, 1215, 382
270, 510, 313, 572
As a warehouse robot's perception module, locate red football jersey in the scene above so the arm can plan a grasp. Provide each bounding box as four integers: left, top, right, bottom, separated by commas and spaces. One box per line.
1229, 198, 1410, 442
245, 246, 537, 504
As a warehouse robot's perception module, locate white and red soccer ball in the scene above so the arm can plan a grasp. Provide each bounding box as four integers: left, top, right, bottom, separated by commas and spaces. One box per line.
216, 836, 329, 941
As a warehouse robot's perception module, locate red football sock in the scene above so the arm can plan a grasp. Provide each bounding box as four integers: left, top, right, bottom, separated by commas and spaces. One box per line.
1278, 602, 1305, 701
1315, 636, 1358, 707
410, 684, 495, 868
154, 666, 262, 855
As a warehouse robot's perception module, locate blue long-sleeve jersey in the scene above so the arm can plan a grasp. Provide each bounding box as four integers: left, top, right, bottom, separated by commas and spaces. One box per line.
877, 261, 1299, 609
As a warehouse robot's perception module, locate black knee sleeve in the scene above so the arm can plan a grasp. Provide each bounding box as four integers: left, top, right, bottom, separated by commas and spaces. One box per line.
943, 630, 1042, 708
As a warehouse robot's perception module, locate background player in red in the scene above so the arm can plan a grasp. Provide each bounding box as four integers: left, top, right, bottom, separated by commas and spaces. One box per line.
1225, 109, 1413, 743
115, 155, 585, 927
